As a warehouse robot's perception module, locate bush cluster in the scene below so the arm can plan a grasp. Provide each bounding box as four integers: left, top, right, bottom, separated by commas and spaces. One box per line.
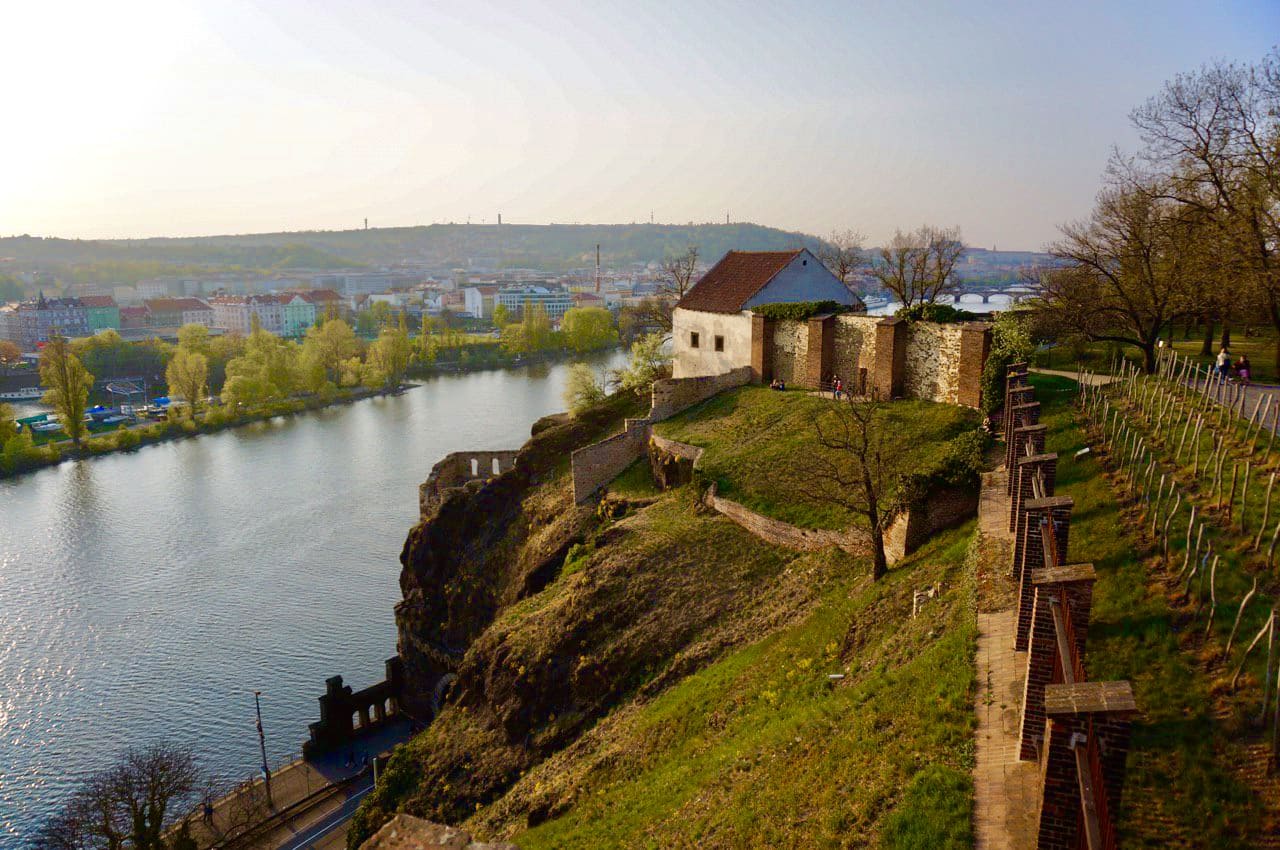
894, 303, 982, 323
750, 300, 854, 321
899, 428, 990, 507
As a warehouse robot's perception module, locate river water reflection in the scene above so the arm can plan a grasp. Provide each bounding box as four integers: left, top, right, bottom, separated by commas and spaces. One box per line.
0, 351, 626, 844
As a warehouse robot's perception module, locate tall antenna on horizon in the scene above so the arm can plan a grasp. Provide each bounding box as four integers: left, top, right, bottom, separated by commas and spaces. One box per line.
595, 244, 601, 294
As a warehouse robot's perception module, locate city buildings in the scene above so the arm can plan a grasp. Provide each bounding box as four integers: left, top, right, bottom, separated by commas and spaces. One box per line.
208, 295, 283, 335
277, 294, 317, 337
495, 285, 573, 321
143, 297, 215, 329
463, 285, 499, 319
0, 293, 90, 350
80, 295, 120, 333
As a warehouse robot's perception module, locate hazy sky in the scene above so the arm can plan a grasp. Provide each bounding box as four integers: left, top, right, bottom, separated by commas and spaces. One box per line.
2, 1, 1276, 250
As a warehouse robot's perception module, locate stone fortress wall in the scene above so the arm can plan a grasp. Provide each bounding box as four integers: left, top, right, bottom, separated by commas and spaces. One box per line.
420, 450, 520, 516
570, 367, 753, 503
752, 313, 990, 407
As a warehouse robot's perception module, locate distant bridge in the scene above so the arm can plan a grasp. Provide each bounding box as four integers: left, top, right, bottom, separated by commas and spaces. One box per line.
945, 286, 1038, 305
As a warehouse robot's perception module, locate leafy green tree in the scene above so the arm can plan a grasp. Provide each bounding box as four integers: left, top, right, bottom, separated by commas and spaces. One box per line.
165, 348, 209, 417
561, 307, 619, 354
302, 318, 359, 386
368, 324, 413, 387
615, 332, 671, 397
223, 327, 299, 406
176, 323, 211, 355
356, 310, 378, 336
0, 402, 17, 445
369, 300, 392, 329
40, 334, 94, 448
563, 363, 607, 414
492, 303, 512, 328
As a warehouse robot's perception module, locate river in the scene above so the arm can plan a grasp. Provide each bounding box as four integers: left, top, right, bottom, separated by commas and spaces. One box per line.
0, 350, 627, 844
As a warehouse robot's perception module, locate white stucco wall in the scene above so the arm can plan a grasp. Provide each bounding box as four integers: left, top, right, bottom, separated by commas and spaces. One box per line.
741, 249, 860, 310
671, 308, 754, 378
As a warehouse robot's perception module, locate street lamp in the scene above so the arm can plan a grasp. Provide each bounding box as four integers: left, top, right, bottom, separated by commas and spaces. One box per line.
254, 690, 273, 807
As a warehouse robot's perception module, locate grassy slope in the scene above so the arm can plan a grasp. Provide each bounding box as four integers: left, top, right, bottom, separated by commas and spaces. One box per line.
467, 517, 979, 850
654, 386, 979, 530
355, 386, 982, 849
1033, 374, 1265, 847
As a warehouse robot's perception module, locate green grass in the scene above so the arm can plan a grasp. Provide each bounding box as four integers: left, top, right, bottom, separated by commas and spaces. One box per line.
654, 386, 980, 530
1032, 373, 1265, 848
510, 524, 977, 849
606, 458, 661, 499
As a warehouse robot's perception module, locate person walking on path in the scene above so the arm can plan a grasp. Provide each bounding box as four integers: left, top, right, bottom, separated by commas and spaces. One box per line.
1236, 354, 1252, 385
1217, 348, 1232, 378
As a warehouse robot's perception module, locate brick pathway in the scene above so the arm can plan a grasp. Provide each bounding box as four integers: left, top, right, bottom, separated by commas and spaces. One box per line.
973, 470, 1038, 849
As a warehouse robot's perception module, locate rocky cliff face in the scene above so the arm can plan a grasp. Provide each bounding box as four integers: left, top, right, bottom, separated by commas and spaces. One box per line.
394, 400, 636, 721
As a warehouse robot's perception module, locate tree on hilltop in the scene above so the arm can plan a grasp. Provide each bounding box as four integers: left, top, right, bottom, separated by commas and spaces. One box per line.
803, 392, 911, 580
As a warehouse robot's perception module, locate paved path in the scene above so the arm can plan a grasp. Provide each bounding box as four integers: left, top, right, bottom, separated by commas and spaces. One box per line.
973, 469, 1038, 850
1029, 367, 1114, 387
179, 720, 413, 849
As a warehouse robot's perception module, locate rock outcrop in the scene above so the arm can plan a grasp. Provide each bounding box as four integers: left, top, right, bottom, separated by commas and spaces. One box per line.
360, 815, 519, 850
394, 399, 638, 721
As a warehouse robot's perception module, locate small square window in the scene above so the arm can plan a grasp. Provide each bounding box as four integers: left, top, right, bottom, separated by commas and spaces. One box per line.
690, 331, 700, 348
714, 335, 725, 352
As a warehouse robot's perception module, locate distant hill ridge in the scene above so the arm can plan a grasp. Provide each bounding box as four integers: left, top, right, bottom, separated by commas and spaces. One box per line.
0, 223, 829, 274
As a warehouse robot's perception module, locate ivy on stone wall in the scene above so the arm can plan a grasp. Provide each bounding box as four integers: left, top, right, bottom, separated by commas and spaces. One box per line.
980, 312, 1036, 417
750, 301, 854, 321
894, 303, 983, 323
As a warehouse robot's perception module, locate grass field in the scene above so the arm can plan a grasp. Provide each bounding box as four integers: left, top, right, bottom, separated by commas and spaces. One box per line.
1033, 373, 1269, 847
654, 386, 980, 530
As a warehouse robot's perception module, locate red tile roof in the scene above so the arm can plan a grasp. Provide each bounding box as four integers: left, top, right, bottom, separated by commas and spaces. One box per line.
295, 289, 341, 303
675, 250, 802, 313
79, 295, 118, 307
144, 297, 211, 313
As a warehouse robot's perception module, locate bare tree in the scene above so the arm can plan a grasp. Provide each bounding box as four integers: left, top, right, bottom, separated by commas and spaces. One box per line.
870, 225, 965, 308
1129, 50, 1280, 370
1039, 175, 1200, 372
35, 744, 202, 850
804, 392, 909, 580
640, 245, 699, 334
818, 229, 865, 293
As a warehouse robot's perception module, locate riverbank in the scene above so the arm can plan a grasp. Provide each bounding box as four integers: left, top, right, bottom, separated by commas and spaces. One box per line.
0, 384, 411, 481
3, 345, 623, 481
